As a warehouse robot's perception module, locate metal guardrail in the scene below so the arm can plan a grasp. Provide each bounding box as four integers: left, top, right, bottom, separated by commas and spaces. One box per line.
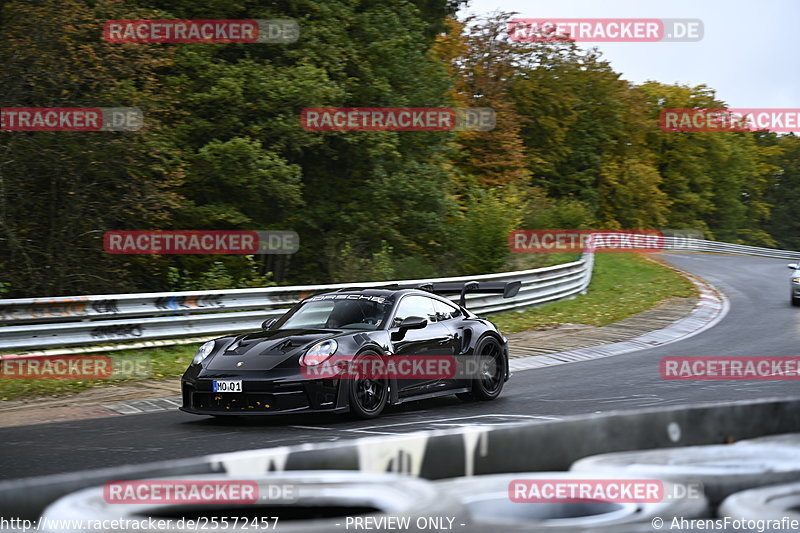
663, 236, 800, 260
0, 254, 594, 351
1, 236, 798, 352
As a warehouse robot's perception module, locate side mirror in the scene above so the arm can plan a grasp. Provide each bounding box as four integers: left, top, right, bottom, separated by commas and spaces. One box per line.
400, 316, 428, 330
261, 318, 278, 331
789, 264, 798, 270
391, 316, 428, 341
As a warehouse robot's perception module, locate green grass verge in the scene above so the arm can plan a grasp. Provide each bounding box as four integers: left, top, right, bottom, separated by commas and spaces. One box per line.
490, 253, 696, 334
0, 344, 196, 401
0, 253, 694, 401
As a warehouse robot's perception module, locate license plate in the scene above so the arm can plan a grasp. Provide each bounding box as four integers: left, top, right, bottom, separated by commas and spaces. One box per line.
213, 380, 242, 393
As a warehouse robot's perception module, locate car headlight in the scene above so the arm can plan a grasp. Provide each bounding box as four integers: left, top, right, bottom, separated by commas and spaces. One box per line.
793, 277, 800, 284
301, 339, 337, 366
193, 340, 215, 365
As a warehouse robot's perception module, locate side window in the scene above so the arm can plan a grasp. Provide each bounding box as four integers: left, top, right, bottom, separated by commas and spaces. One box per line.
393, 295, 436, 326
432, 298, 461, 321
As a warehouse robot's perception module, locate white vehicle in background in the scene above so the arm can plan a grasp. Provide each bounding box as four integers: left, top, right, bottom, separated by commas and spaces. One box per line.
787, 263, 800, 306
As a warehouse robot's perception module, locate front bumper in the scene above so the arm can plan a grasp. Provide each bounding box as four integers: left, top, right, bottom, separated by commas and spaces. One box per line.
181, 367, 346, 415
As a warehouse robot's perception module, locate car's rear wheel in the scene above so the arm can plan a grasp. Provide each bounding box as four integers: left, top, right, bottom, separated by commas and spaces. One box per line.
348, 351, 389, 419
792, 295, 800, 307
457, 336, 505, 402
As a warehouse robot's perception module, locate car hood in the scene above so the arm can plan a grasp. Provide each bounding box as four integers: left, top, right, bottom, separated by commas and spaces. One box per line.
203, 329, 339, 372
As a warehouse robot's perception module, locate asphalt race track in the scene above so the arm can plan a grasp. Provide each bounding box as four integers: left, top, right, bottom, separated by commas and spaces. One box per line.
2, 252, 798, 480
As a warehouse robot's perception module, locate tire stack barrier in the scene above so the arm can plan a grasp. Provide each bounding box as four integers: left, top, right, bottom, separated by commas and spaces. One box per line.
39, 472, 466, 533
569, 444, 800, 504
434, 472, 709, 532
718, 433, 800, 528
2, 397, 800, 527
720, 482, 800, 522
734, 432, 800, 448
563, 433, 800, 532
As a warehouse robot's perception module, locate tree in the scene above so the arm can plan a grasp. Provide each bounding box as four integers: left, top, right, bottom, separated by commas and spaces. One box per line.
764, 134, 800, 249
0, 0, 184, 296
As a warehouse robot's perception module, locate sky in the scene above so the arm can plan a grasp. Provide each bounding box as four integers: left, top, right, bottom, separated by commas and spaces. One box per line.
459, 0, 799, 109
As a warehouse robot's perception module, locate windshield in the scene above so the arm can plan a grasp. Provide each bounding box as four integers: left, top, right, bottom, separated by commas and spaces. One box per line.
276, 296, 392, 330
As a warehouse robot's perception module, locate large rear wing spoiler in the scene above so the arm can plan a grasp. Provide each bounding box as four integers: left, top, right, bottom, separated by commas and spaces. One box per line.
417, 281, 522, 308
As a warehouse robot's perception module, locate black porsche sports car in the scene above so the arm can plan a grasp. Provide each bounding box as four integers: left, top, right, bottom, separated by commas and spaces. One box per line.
180, 281, 520, 419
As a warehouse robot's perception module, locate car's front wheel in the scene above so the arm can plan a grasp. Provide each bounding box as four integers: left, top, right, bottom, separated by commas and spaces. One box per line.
348, 351, 389, 419
792, 295, 800, 307
457, 336, 506, 402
